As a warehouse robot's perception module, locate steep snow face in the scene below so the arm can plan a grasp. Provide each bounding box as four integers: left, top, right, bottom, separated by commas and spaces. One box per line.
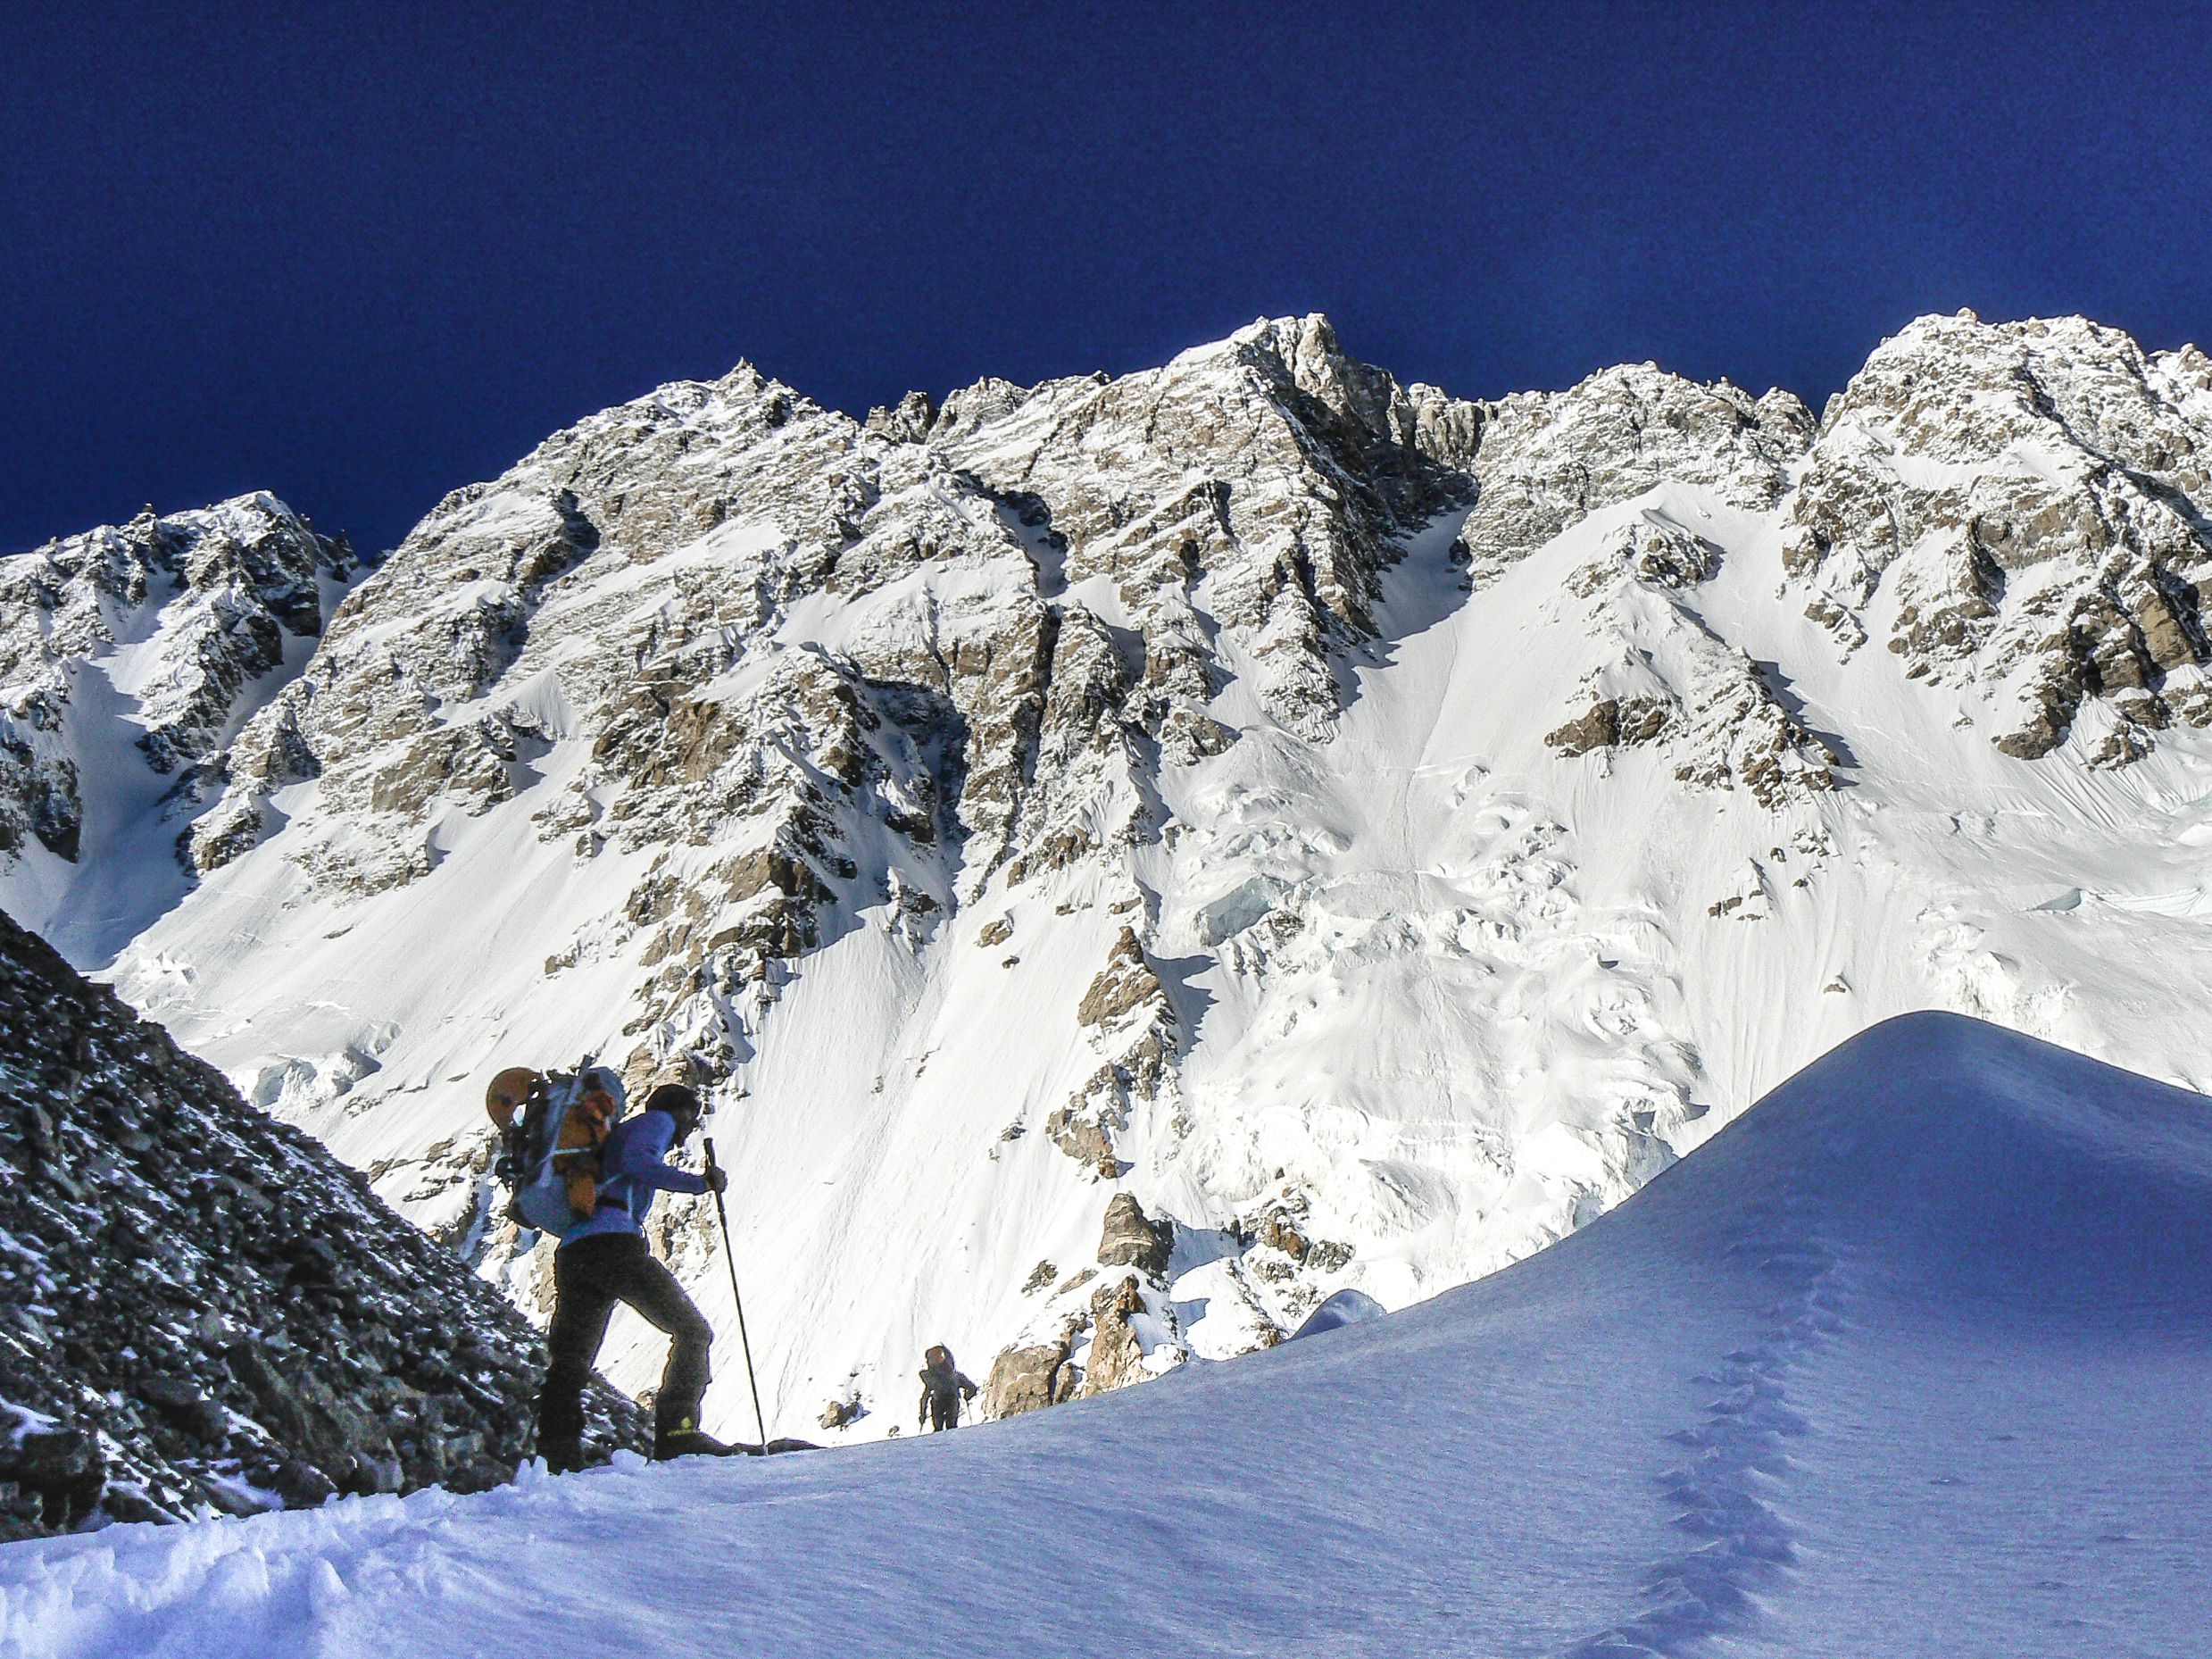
0, 495, 354, 963
76, 310, 2212, 1446
5, 1014, 2207, 1656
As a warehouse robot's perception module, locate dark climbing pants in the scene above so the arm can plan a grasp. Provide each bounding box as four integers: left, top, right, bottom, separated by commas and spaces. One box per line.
535, 1231, 712, 1463
927, 1393, 959, 1431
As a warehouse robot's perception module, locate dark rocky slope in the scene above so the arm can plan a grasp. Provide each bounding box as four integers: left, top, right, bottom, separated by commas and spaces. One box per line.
0, 909, 645, 1540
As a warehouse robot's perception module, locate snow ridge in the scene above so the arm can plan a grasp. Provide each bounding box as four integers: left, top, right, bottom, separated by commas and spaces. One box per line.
4, 1013, 2206, 1657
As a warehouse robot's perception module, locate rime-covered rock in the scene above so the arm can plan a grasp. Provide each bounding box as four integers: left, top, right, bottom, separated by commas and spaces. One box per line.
1455, 364, 1811, 584
1783, 312, 2212, 760
0, 908, 645, 1538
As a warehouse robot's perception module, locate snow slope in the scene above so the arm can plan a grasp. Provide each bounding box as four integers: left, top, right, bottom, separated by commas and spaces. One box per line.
4, 1013, 2205, 1657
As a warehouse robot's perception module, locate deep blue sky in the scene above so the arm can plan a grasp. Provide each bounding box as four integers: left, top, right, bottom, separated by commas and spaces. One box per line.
5, 2, 2209, 556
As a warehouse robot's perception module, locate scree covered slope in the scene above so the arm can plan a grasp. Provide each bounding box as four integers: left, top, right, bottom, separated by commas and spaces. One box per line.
4, 1013, 2205, 1658
0, 910, 647, 1540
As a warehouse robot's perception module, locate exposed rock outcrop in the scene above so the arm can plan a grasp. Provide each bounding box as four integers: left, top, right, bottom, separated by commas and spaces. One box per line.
1077, 1274, 1152, 1396
983, 1336, 1080, 1420
1097, 1192, 1174, 1277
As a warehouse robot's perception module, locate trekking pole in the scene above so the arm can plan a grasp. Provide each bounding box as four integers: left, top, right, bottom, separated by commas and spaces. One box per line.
702, 1136, 771, 1455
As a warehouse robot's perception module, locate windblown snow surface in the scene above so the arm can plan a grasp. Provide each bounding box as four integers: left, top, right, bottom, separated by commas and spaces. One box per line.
5, 1013, 2206, 1657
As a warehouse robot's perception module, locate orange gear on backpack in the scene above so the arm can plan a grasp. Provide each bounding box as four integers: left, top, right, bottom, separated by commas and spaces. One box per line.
557, 1086, 620, 1220
483, 1066, 542, 1130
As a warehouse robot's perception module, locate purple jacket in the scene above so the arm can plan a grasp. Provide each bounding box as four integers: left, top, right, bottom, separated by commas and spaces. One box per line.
560, 1109, 709, 1246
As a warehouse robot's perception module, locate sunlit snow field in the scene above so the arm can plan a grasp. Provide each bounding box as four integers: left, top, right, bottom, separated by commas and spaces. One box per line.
5, 1013, 2206, 1657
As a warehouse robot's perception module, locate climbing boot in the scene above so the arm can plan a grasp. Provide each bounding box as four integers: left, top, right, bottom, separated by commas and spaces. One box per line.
539, 1436, 586, 1475
653, 1405, 737, 1461
653, 1426, 738, 1461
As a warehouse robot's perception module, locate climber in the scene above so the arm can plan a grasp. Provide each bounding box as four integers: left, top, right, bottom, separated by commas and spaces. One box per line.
533, 1082, 734, 1471
917, 1345, 979, 1431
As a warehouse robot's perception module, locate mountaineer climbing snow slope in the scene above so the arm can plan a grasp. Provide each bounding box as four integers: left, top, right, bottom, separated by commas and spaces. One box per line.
0, 910, 649, 1540
3, 1013, 2207, 1657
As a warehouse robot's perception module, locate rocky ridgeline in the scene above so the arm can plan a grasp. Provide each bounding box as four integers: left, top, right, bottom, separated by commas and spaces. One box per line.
0, 494, 353, 866
1458, 362, 1810, 587
923, 313, 1482, 744
169, 317, 1489, 1267
1783, 313, 2212, 764
0, 909, 645, 1540
188, 317, 1477, 915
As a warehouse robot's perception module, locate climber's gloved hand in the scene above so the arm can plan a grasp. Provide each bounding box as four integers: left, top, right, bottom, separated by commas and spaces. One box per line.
704, 1165, 729, 1195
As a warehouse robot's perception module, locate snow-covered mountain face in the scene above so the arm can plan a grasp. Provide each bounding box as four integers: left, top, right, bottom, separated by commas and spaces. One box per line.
0, 495, 354, 963
33, 309, 2212, 1444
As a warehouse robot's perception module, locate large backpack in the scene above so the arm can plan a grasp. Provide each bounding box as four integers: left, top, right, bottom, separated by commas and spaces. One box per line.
485, 1062, 628, 1236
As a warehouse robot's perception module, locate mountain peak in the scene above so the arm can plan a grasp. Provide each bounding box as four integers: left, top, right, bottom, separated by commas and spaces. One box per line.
0, 490, 353, 953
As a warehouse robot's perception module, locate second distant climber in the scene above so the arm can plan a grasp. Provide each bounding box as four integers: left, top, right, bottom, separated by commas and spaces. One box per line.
918, 1344, 979, 1431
